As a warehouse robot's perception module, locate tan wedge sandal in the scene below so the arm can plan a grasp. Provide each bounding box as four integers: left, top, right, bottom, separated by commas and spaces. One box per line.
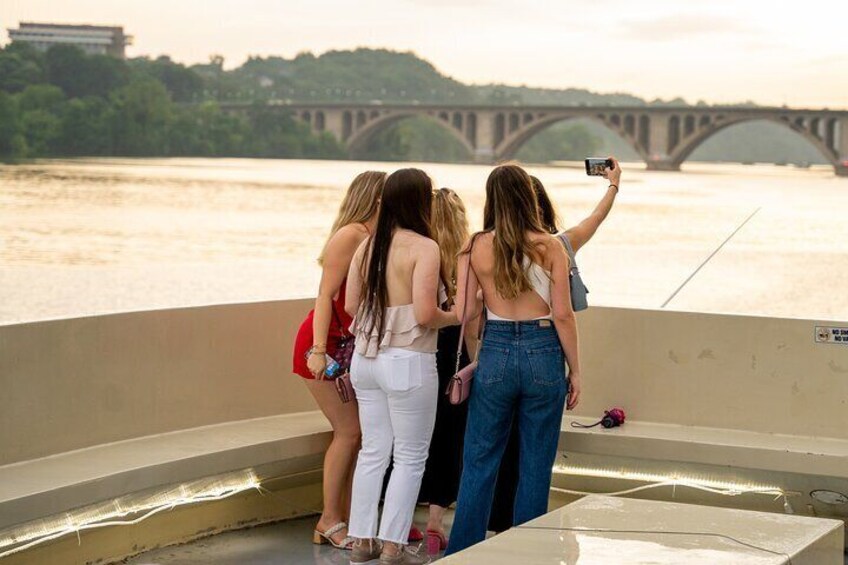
313, 521, 354, 550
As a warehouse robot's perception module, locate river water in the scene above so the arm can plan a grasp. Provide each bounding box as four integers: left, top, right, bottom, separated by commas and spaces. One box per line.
1, 158, 847, 324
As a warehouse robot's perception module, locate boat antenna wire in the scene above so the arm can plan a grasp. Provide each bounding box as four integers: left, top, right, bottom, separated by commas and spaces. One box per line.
660, 207, 762, 309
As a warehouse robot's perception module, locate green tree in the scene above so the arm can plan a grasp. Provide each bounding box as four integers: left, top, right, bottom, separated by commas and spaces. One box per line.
58, 97, 114, 155
0, 44, 45, 93
15, 85, 67, 157
111, 78, 172, 155
20, 110, 62, 156
46, 45, 128, 99
17, 84, 65, 113
131, 56, 204, 102
0, 91, 26, 157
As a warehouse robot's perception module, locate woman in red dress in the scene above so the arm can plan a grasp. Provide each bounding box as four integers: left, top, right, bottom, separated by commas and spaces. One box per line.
292, 170, 386, 549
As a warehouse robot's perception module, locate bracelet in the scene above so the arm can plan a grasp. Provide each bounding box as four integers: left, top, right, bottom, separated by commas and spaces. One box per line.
609, 184, 619, 193
310, 348, 326, 355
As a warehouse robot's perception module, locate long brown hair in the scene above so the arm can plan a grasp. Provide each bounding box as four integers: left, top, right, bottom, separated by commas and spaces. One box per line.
482, 164, 549, 299
431, 188, 470, 301
358, 168, 433, 338
318, 170, 386, 264
531, 175, 559, 235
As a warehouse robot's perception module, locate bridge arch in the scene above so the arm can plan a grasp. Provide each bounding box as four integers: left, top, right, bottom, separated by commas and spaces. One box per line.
669, 116, 841, 168
345, 111, 476, 159
495, 113, 650, 162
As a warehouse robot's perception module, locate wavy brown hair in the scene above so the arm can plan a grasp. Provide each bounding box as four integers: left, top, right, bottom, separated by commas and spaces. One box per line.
431, 188, 470, 301
531, 175, 559, 234
318, 170, 386, 264
358, 168, 433, 338
481, 163, 549, 299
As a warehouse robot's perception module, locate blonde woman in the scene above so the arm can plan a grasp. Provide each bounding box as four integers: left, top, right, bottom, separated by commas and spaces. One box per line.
417, 188, 476, 556
445, 164, 581, 555
292, 170, 386, 549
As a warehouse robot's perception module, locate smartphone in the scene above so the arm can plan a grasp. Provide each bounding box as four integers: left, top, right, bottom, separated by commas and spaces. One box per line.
585, 158, 613, 176
305, 348, 341, 378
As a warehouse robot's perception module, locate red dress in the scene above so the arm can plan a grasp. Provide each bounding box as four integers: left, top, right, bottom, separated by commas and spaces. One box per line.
293, 280, 354, 379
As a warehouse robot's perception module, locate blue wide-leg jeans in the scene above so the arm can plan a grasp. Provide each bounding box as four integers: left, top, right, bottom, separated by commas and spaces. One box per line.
446, 319, 568, 555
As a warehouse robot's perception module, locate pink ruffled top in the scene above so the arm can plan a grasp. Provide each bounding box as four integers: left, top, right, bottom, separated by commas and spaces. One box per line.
351, 304, 437, 358
351, 286, 447, 358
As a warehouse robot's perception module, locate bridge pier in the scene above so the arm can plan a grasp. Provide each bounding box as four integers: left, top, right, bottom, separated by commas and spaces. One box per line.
473, 149, 496, 164
646, 159, 681, 172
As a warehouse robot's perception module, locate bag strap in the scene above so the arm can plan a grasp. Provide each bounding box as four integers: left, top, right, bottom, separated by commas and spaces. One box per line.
454, 233, 484, 375
331, 301, 350, 338
558, 233, 579, 275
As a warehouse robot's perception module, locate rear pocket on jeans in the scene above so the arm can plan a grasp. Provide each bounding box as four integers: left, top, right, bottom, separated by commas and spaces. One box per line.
384, 353, 423, 392
476, 345, 510, 385
526, 346, 565, 387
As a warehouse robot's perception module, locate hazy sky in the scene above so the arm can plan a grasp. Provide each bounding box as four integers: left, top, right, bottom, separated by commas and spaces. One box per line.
3, 0, 847, 108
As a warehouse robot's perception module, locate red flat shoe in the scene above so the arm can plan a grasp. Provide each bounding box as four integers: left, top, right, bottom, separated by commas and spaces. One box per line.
408, 525, 424, 542
426, 529, 447, 555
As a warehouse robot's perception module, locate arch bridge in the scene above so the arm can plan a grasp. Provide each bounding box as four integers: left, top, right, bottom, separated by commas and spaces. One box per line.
223, 102, 848, 175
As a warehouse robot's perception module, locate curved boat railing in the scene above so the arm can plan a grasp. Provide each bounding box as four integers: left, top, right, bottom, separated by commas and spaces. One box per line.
1, 301, 846, 563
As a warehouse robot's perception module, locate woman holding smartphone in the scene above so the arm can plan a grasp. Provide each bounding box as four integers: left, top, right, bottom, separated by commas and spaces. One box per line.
446, 163, 581, 555
488, 160, 621, 533
292, 171, 386, 550
345, 169, 459, 565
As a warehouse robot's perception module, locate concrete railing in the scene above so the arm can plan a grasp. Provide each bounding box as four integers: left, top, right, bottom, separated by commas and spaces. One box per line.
0, 300, 316, 465
574, 306, 848, 440
2, 301, 847, 466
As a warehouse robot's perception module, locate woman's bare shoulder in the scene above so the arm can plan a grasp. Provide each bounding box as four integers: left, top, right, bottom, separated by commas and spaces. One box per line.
407, 231, 439, 254
327, 223, 369, 252
335, 222, 370, 241
466, 230, 493, 250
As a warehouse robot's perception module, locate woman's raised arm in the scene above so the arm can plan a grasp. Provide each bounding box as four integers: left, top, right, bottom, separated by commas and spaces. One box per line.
564, 156, 621, 252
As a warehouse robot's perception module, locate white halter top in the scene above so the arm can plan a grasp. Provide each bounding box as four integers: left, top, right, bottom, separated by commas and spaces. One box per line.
487, 258, 553, 322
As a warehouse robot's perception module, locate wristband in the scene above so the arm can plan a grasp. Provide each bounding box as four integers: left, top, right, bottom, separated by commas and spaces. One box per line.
609, 184, 619, 193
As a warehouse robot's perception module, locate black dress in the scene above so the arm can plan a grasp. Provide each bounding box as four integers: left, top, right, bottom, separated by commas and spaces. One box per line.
417, 324, 470, 507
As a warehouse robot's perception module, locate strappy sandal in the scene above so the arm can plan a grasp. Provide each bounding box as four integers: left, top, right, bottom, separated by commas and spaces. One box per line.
408, 525, 423, 542
312, 521, 354, 550
425, 529, 447, 556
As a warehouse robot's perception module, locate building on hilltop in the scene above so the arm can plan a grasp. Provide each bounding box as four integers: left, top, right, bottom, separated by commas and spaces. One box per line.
7, 22, 132, 58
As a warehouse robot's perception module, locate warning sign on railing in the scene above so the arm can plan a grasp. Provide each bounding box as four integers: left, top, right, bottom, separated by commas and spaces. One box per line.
815, 326, 848, 345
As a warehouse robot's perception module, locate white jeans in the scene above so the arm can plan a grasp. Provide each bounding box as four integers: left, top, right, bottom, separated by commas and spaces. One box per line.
348, 348, 438, 544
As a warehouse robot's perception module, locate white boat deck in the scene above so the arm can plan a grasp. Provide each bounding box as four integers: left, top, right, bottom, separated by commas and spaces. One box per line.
124, 496, 846, 565
440, 496, 844, 565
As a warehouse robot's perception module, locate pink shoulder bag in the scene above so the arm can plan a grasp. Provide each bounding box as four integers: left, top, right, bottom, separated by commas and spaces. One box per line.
446, 236, 484, 405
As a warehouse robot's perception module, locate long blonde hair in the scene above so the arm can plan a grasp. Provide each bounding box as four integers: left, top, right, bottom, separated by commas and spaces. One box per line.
431, 188, 470, 300
318, 170, 386, 264
481, 163, 549, 299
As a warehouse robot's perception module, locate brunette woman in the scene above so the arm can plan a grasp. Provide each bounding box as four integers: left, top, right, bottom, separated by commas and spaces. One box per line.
292, 171, 386, 549
345, 169, 458, 565
487, 161, 622, 533
445, 164, 582, 555
418, 188, 476, 555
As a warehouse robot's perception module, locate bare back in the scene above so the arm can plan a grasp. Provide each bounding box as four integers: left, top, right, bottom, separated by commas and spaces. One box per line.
384, 230, 429, 306
347, 228, 444, 329
470, 231, 568, 321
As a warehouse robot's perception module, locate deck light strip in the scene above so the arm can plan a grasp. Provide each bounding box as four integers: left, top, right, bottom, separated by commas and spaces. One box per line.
0, 469, 261, 559
552, 463, 793, 499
